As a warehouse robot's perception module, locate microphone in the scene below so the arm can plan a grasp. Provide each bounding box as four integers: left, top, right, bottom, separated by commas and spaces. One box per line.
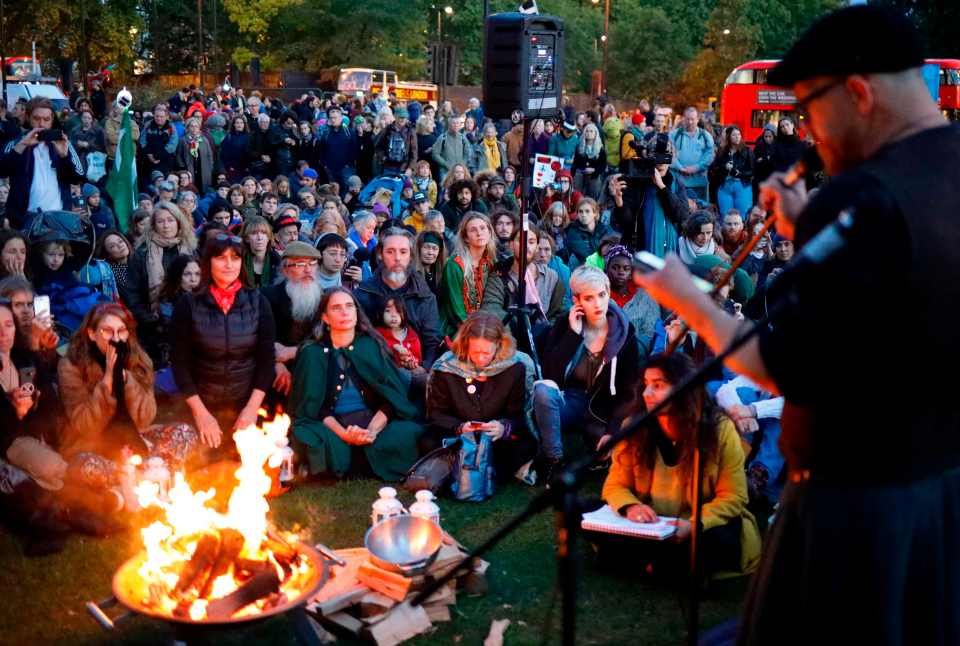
783, 145, 823, 187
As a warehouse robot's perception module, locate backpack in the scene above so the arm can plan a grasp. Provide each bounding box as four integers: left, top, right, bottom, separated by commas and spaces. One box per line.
386, 129, 408, 163
443, 431, 496, 502
672, 127, 710, 153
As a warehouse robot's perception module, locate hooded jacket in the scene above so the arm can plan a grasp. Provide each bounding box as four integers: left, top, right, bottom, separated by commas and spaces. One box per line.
537, 302, 639, 436
565, 219, 615, 266
355, 268, 442, 367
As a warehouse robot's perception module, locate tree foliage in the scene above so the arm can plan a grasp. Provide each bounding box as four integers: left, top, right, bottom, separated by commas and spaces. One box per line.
678, 0, 760, 105
873, 0, 960, 58
1, 0, 142, 76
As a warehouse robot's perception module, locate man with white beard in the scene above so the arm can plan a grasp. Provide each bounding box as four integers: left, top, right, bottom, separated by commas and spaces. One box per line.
262, 241, 325, 395
355, 227, 442, 367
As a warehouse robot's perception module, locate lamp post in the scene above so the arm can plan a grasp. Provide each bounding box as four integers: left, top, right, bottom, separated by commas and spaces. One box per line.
591, 0, 610, 94
197, 0, 204, 92
435, 5, 453, 102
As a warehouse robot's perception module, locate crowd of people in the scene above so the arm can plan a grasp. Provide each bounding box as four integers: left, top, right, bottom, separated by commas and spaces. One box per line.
0, 82, 813, 580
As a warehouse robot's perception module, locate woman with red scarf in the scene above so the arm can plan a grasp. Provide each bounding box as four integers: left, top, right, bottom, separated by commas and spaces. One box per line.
171, 233, 276, 459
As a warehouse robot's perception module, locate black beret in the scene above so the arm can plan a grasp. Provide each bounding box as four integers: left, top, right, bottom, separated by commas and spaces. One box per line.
768, 5, 925, 87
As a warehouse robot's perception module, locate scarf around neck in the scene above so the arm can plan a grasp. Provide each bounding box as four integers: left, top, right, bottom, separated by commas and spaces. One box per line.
677, 236, 717, 265
210, 280, 243, 314
483, 137, 501, 170
146, 231, 189, 308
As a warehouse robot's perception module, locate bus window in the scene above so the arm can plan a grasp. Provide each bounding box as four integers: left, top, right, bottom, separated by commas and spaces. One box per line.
751, 109, 800, 131
724, 68, 756, 85
339, 70, 372, 93
386, 72, 397, 86
941, 68, 960, 86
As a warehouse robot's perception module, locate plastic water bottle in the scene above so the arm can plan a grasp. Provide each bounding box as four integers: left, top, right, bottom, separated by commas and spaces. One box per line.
409, 490, 441, 527
371, 486, 406, 526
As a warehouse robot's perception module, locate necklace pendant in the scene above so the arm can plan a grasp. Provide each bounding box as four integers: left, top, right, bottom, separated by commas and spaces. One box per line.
467, 383, 477, 394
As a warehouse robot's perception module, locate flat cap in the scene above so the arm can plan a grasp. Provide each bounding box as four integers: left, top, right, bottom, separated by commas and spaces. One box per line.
282, 240, 321, 259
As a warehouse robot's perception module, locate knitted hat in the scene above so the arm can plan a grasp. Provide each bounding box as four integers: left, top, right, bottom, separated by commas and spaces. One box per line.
631, 112, 645, 126
82, 183, 100, 199
302, 168, 319, 180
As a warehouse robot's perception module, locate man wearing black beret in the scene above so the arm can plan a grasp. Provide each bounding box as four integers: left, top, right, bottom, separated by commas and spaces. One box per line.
634, 6, 960, 644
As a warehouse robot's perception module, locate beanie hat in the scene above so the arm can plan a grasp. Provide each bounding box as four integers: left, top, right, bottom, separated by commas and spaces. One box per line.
631, 112, 645, 126
82, 183, 100, 199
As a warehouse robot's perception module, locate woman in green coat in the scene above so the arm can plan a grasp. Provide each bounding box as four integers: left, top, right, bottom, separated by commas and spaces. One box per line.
289, 287, 424, 481
439, 212, 497, 337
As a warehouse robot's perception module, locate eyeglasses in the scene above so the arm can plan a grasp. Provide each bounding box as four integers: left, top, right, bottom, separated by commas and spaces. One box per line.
213, 233, 243, 244
285, 259, 319, 269
794, 79, 845, 121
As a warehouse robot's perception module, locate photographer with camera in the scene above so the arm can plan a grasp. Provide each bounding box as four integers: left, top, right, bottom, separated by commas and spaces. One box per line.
0, 97, 85, 230
609, 132, 690, 257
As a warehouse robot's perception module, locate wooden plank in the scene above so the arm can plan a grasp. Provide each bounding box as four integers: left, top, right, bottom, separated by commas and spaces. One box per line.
357, 562, 413, 602
359, 591, 397, 618
422, 581, 456, 607
321, 611, 364, 636
305, 614, 338, 643
310, 548, 370, 608
365, 602, 433, 646
423, 603, 452, 622
314, 587, 369, 616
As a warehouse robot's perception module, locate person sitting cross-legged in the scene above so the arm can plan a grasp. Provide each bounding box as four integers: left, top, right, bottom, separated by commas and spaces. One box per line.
288, 288, 424, 481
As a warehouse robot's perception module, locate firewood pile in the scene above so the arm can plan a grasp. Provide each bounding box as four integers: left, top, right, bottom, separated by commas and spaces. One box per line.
304, 535, 489, 645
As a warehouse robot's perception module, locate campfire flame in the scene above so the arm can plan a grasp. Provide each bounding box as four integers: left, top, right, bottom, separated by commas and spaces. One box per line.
130, 413, 315, 620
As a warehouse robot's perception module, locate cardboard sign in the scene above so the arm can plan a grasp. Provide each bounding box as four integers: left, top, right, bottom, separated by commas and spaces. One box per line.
533, 154, 563, 189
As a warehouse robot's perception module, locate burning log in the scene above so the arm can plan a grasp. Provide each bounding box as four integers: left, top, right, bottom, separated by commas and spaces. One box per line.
264, 529, 301, 575
234, 557, 272, 579
199, 528, 246, 598
175, 532, 221, 595
206, 569, 281, 619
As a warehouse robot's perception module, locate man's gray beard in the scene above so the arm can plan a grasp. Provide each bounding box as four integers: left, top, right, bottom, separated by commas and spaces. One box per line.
384, 270, 407, 286
286, 278, 323, 322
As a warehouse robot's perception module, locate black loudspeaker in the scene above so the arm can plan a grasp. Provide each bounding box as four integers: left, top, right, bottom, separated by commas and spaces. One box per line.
483, 12, 564, 120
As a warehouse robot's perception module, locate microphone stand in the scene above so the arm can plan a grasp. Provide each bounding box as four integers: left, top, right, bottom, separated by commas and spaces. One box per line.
413, 293, 797, 645
502, 115, 542, 378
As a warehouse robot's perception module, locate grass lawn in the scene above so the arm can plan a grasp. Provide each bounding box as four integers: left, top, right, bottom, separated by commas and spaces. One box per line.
0, 473, 748, 645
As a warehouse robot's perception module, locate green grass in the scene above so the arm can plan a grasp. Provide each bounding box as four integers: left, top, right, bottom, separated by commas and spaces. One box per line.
0, 475, 747, 645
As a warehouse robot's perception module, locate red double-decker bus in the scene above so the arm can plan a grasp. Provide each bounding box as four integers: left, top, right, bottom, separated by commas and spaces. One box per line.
720, 59, 960, 144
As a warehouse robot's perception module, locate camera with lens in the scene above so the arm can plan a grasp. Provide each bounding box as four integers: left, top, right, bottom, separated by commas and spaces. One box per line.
624, 132, 673, 183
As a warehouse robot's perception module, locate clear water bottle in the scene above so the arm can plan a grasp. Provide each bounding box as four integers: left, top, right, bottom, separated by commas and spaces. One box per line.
409, 490, 440, 527
278, 446, 295, 485
371, 486, 406, 526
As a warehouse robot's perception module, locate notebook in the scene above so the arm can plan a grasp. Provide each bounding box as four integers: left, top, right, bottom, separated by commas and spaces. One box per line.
581, 505, 677, 540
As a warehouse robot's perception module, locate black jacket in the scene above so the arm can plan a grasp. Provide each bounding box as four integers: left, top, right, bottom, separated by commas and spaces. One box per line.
262, 280, 314, 348
0, 348, 60, 455
125, 244, 186, 324
171, 287, 276, 411
139, 119, 178, 177
536, 303, 639, 439
427, 363, 526, 438
355, 269, 442, 367
710, 146, 754, 186
0, 136, 85, 228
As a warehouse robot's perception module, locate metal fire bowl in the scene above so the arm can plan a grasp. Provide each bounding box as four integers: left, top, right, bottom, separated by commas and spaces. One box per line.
107, 542, 329, 627
364, 515, 443, 575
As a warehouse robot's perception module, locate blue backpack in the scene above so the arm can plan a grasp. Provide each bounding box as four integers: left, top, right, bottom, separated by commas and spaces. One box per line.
443, 431, 496, 502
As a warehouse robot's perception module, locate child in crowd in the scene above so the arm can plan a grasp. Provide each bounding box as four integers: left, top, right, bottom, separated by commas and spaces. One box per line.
413, 160, 439, 207
376, 297, 422, 371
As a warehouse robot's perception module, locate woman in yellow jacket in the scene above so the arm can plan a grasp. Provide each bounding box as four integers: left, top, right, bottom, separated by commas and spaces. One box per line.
598, 352, 761, 579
